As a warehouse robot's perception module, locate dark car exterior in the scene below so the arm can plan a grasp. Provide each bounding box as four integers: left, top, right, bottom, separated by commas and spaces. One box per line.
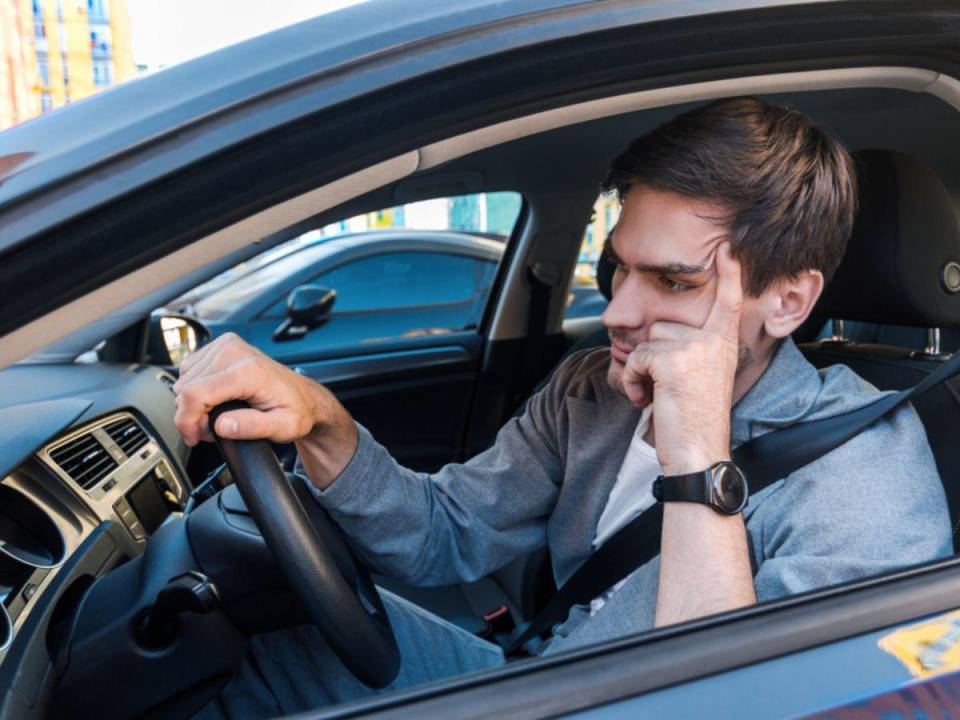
160, 229, 607, 362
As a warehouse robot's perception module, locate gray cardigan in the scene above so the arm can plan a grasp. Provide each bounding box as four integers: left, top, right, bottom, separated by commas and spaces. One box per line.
301, 338, 952, 653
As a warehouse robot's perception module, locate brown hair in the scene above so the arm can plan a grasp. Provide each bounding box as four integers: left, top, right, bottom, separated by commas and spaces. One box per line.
602, 97, 857, 296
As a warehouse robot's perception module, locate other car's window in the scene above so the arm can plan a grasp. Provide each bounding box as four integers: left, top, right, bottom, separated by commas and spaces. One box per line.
161, 192, 521, 355
565, 193, 618, 320
259, 251, 497, 317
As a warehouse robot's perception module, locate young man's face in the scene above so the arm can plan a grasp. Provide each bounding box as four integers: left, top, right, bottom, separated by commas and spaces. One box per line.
602, 186, 768, 397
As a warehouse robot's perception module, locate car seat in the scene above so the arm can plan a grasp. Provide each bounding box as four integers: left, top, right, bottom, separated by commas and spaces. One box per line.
798, 149, 960, 546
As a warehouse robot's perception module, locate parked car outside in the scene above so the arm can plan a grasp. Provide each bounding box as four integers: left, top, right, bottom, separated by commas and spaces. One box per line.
157, 228, 607, 362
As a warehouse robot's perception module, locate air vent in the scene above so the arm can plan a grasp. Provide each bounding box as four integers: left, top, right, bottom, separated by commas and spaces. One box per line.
104, 418, 149, 457
49, 433, 118, 490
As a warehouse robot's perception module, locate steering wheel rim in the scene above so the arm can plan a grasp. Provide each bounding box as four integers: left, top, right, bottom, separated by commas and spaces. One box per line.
209, 400, 400, 689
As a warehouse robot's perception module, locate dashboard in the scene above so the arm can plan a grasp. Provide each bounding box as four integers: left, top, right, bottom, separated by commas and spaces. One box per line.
0, 361, 193, 716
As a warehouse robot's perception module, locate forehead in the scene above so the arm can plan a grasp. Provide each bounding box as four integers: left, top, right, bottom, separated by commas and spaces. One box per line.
611, 187, 729, 262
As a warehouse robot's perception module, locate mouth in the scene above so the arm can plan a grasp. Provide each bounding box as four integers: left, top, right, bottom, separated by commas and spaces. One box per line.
610, 340, 633, 364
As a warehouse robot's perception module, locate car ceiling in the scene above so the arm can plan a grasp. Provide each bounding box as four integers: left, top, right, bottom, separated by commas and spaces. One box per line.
295, 86, 960, 237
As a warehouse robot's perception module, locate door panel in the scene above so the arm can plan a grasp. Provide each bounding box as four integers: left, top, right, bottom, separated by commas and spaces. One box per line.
247, 304, 480, 366
291, 333, 483, 470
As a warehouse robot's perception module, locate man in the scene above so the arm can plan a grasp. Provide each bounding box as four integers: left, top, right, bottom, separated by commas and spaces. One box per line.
179, 98, 951, 716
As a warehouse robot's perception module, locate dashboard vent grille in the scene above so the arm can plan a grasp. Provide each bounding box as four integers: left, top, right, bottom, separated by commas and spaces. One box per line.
104, 417, 149, 457
49, 433, 118, 490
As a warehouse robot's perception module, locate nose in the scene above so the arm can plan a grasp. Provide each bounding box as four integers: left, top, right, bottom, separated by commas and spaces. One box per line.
601, 273, 645, 331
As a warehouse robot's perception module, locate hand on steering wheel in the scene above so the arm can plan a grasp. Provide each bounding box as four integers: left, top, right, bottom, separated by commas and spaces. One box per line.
209, 400, 400, 688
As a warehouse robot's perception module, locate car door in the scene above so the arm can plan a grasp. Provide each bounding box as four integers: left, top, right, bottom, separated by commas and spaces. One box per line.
246, 244, 504, 471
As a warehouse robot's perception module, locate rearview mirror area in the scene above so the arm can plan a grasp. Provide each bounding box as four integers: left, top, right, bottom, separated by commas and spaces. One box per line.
147, 315, 211, 367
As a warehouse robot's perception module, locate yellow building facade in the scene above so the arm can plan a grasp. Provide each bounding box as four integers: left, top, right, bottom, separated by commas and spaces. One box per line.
0, 1, 39, 128
0, 0, 136, 131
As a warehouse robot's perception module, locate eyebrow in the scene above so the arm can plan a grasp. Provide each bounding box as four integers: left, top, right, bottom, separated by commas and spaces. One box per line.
603, 237, 711, 276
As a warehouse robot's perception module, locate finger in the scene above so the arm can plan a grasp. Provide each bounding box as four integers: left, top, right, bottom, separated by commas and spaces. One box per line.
174, 398, 208, 447
174, 360, 264, 445
621, 340, 675, 407
703, 242, 743, 337
648, 321, 700, 342
214, 407, 311, 443
177, 332, 223, 375
175, 333, 251, 392
174, 345, 221, 393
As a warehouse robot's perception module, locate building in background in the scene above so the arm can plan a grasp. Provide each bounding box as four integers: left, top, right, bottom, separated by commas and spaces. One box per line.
0, 0, 136, 131
0, 1, 39, 128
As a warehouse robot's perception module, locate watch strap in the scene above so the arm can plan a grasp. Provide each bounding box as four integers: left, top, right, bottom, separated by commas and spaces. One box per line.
652, 471, 710, 504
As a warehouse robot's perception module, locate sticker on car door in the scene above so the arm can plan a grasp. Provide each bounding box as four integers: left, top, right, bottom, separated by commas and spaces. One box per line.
879, 609, 960, 678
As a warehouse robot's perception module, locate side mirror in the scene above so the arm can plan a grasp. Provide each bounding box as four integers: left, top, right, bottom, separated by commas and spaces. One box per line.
147, 314, 211, 367
273, 285, 337, 342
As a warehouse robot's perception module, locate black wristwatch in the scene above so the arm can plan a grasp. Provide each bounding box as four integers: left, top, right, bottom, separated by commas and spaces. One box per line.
652, 461, 749, 515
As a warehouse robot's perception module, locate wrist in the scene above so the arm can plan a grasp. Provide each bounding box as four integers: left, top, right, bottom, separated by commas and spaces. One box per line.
295, 383, 358, 490
662, 448, 730, 476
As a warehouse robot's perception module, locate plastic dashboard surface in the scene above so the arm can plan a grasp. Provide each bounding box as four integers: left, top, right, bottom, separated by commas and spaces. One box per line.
0, 360, 193, 717
0, 361, 189, 478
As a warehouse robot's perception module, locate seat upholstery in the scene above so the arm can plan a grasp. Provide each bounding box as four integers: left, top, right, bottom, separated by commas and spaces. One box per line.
799, 149, 960, 544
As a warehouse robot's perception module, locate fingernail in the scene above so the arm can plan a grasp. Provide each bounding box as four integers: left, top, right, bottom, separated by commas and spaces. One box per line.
222, 418, 238, 436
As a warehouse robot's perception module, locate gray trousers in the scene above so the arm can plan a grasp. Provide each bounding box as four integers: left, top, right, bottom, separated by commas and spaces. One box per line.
194, 589, 506, 719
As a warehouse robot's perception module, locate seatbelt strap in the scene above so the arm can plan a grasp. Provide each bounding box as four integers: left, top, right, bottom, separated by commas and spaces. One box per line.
505, 348, 960, 656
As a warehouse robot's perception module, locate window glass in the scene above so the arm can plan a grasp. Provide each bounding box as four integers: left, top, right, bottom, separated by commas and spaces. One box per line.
92, 59, 112, 87
174, 192, 522, 326
312, 252, 489, 314
564, 193, 619, 320
87, 0, 109, 22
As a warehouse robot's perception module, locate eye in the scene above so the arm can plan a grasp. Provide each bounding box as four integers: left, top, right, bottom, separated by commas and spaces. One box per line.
658, 276, 693, 293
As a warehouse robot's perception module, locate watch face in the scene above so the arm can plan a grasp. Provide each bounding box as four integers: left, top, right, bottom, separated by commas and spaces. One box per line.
712, 463, 748, 514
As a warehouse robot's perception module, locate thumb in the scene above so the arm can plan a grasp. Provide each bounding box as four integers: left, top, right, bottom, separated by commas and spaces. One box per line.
215, 407, 305, 443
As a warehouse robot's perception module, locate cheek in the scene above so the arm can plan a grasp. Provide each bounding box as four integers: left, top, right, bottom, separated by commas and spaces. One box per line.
737, 303, 767, 344
661, 292, 713, 328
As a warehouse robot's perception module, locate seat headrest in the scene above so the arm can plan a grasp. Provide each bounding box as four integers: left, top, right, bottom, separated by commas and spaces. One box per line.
816, 149, 960, 328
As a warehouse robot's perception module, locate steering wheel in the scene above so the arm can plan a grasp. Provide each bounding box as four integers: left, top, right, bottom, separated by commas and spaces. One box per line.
209, 401, 400, 688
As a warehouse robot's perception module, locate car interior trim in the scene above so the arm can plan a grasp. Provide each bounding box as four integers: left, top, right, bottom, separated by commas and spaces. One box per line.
293, 345, 475, 386
418, 66, 944, 170
35, 411, 187, 529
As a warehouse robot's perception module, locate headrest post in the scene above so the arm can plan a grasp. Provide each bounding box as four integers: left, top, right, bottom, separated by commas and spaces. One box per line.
827, 319, 847, 343
911, 327, 952, 362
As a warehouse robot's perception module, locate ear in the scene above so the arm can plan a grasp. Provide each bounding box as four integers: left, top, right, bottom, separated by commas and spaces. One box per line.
761, 270, 825, 339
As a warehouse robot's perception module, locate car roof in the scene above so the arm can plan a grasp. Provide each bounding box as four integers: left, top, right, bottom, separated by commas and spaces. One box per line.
0, 0, 801, 245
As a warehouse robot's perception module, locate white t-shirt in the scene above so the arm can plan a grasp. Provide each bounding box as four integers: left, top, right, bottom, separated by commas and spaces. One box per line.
589, 405, 661, 616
